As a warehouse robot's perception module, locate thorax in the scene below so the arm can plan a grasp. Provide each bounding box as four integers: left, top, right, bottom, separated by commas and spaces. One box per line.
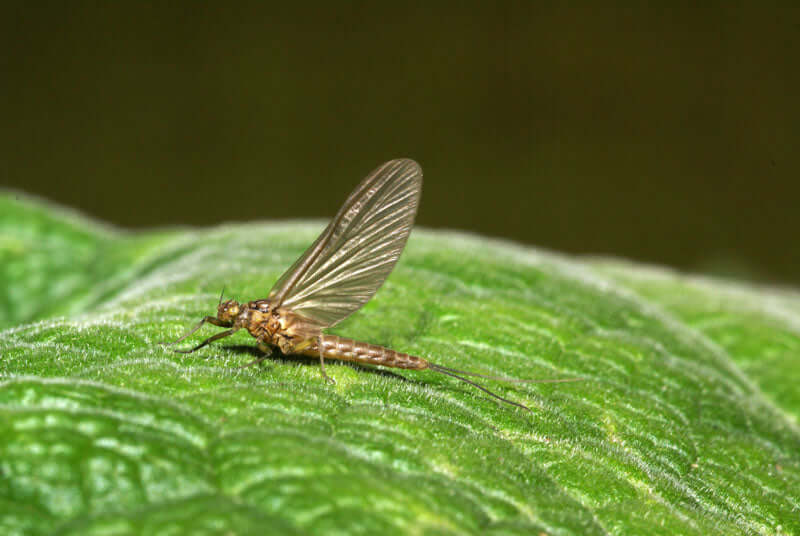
241, 300, 322, 347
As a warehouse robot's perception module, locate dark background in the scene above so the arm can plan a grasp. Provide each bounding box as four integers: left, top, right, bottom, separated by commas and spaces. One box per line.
2, 3, 799, 285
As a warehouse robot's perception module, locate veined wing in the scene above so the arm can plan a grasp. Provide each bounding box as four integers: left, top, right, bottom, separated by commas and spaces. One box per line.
268, 159, 422, 327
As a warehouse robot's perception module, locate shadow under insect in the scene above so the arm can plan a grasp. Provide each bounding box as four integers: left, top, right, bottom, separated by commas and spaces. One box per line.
221, 343, 412, 383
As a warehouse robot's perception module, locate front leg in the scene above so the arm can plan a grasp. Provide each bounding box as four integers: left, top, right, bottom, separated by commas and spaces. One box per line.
160, 316, 229, 346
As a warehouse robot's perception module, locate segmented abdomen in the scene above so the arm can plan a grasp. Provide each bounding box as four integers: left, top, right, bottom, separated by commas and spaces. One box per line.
314, 335, 429, 370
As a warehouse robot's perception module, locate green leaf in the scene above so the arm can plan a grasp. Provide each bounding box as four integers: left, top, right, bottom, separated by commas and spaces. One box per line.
1, 192, 798, 535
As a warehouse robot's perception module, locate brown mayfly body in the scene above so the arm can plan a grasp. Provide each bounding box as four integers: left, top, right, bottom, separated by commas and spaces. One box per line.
164, 159, 578, 410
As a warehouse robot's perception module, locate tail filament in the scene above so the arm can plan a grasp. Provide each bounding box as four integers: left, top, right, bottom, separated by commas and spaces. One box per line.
428, 363, 583, 411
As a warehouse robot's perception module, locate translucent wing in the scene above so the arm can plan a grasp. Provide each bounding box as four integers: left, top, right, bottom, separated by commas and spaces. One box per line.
268, 158, 422, 327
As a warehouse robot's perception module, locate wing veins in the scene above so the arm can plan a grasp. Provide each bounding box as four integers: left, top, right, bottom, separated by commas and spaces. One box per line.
267, 159, 422, 327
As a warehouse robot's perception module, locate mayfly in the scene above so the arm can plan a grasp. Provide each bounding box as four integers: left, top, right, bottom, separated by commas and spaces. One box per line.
164, 159, 578, 410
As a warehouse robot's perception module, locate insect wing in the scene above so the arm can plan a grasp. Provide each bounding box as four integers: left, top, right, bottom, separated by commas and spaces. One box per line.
268, 159, 422, 327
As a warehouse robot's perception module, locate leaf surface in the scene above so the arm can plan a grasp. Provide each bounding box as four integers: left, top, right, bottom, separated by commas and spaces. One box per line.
1, 193, 798, 535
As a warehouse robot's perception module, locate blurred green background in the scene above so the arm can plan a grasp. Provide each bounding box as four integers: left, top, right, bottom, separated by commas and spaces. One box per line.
2, 3, 798, 285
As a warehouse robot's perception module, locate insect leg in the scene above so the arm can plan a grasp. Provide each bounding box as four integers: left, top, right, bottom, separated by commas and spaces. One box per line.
172, 328, 238, 354
284, 337, 336, 384
239, 343, 273, 369
287, 337, 336, 384
317, 335, 335, 385
161, 316, 228, 346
